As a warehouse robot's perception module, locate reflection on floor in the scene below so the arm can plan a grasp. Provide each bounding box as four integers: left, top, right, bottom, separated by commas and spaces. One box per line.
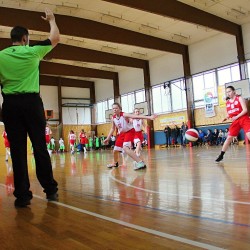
1, 145, 250, 249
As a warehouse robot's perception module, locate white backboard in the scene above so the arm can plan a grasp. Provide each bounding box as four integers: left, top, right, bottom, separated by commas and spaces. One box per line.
225, 79, 250, 99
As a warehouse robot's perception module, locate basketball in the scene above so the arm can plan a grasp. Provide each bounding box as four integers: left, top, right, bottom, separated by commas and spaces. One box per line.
185, 128, 199, 142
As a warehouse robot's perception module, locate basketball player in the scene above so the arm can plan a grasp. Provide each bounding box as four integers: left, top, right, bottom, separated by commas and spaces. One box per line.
216, 86, 250, 162
58, 138, 65, 153
45, 124, 52, 146
68, 130, 76, 154
79, 129, 87, 153
104, 103, 156, 170
2, 130, 11, 161
0, 9, 59, 207
133, 108, 145, 158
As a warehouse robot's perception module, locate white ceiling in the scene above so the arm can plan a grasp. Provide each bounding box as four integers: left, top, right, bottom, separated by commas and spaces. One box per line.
0, 0, 250, 79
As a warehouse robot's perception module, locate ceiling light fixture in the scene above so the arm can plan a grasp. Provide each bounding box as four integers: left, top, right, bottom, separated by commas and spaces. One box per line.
131, 52, 147, 58
172, 33, 190, 41
101, 45, 118, 52
101, 12, 123, 23
227, 7, 249, 19
60, 2, 78, 8
196, 25, 211, 32
101, 65, 115, 71
140, 24, 159, 32
193, 0, 221, 7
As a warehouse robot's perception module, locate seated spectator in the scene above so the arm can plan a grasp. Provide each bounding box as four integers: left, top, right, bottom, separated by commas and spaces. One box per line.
212, 128, 219, 145
198, 129, 205, 146
222, 128, 228, 144
204, 129, 213, 145
216, 129, 224, 145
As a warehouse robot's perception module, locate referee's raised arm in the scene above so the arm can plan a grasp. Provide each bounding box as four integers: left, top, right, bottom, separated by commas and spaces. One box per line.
41, 8, 60, 47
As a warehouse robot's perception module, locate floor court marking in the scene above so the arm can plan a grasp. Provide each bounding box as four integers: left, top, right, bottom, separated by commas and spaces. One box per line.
109, 170, 250, 205
0, 184, 223, 249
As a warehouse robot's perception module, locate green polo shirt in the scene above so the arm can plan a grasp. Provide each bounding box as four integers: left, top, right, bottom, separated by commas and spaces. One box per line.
0, 40, 52, 94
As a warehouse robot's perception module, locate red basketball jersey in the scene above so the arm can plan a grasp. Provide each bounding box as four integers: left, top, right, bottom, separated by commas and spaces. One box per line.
226, 96, 244, 118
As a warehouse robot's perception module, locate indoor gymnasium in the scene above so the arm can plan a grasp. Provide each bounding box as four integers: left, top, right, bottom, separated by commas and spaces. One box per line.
0, 1, 250, 249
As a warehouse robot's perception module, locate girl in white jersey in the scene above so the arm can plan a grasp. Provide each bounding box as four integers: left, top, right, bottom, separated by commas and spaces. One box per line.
133, 108, 145, 158
104, 103, 156, 170
68, 130, 76, 154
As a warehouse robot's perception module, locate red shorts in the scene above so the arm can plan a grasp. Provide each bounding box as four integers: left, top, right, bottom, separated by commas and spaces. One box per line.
134, 131, 143, 145
45, 135, 50, 144
4, 139, 10, 148
114, 129, 135, 151
70, 140, 76, 146
228, 115, 250, 137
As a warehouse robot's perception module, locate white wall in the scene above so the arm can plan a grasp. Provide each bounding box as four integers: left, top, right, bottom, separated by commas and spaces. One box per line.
61, 86, 90, 98
40, 85, 59, 119
40, 86, 91, 122
189, 33, 237, 74
61, 86, 91, 124
242, 22, 250, 60
62, 107, 91, 125
95, 79, 113, 102
149, 53, 184, 86
119, 68, 144, 94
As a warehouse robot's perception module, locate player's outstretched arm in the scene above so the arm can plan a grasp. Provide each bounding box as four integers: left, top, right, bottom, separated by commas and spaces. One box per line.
124, 113, 157, 120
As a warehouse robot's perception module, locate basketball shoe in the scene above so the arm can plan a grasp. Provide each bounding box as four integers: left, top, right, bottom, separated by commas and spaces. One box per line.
215, 154, 223, 162
133, 161, 146, 170
107, 162, 119, 168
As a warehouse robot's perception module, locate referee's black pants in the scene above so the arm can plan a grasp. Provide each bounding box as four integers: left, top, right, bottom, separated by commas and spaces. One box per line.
2, 93, 58, 201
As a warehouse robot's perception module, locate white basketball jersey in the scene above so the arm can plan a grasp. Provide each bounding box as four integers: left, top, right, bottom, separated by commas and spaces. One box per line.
69, 134, 76, 140
45, 127, 51, 135
113, 112, 133, 133
133, 119, 143, 132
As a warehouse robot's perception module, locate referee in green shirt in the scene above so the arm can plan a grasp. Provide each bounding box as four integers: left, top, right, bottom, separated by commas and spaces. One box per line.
0, 9, 60, 207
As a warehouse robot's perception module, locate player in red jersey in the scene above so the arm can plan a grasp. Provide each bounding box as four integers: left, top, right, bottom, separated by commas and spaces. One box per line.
216, 86, 250, 162
104, 102, 156, 170
79, 129, 87, 153
2, 130, 11, 161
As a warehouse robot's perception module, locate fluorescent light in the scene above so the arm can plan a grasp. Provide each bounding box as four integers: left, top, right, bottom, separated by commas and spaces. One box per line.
172, 33, 190, 41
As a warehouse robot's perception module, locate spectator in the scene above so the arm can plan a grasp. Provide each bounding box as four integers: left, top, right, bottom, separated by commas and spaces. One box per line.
212, 128, 219, 145
164, 125, 171, 147
204, 129, 213, 145
217, 129, 224, 145
198, 129, 205, 146
181, 122, 188, 146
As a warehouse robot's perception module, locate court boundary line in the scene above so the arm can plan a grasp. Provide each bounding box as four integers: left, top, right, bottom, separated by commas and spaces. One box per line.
34, 195, 223, 250
0, 184, 223, 250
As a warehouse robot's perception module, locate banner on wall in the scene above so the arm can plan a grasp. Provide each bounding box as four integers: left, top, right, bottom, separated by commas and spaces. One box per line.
218, 85, 226, 107
160, 115, 185, 127
204, 91, 215, 117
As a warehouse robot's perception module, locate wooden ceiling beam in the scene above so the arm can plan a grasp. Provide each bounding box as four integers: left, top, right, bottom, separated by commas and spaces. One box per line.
40, 75, 94, 88
103, 0, 240, 35
0, 38, 146, 69
0, 7, 187, 55
40, 61, 118, 80
103, 0, 245, 75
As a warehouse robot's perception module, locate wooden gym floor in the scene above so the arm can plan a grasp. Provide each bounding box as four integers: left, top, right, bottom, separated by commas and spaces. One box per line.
0, 145, 250, 249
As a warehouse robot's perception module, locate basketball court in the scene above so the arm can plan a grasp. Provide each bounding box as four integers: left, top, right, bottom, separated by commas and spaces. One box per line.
1, 145, 250, 249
